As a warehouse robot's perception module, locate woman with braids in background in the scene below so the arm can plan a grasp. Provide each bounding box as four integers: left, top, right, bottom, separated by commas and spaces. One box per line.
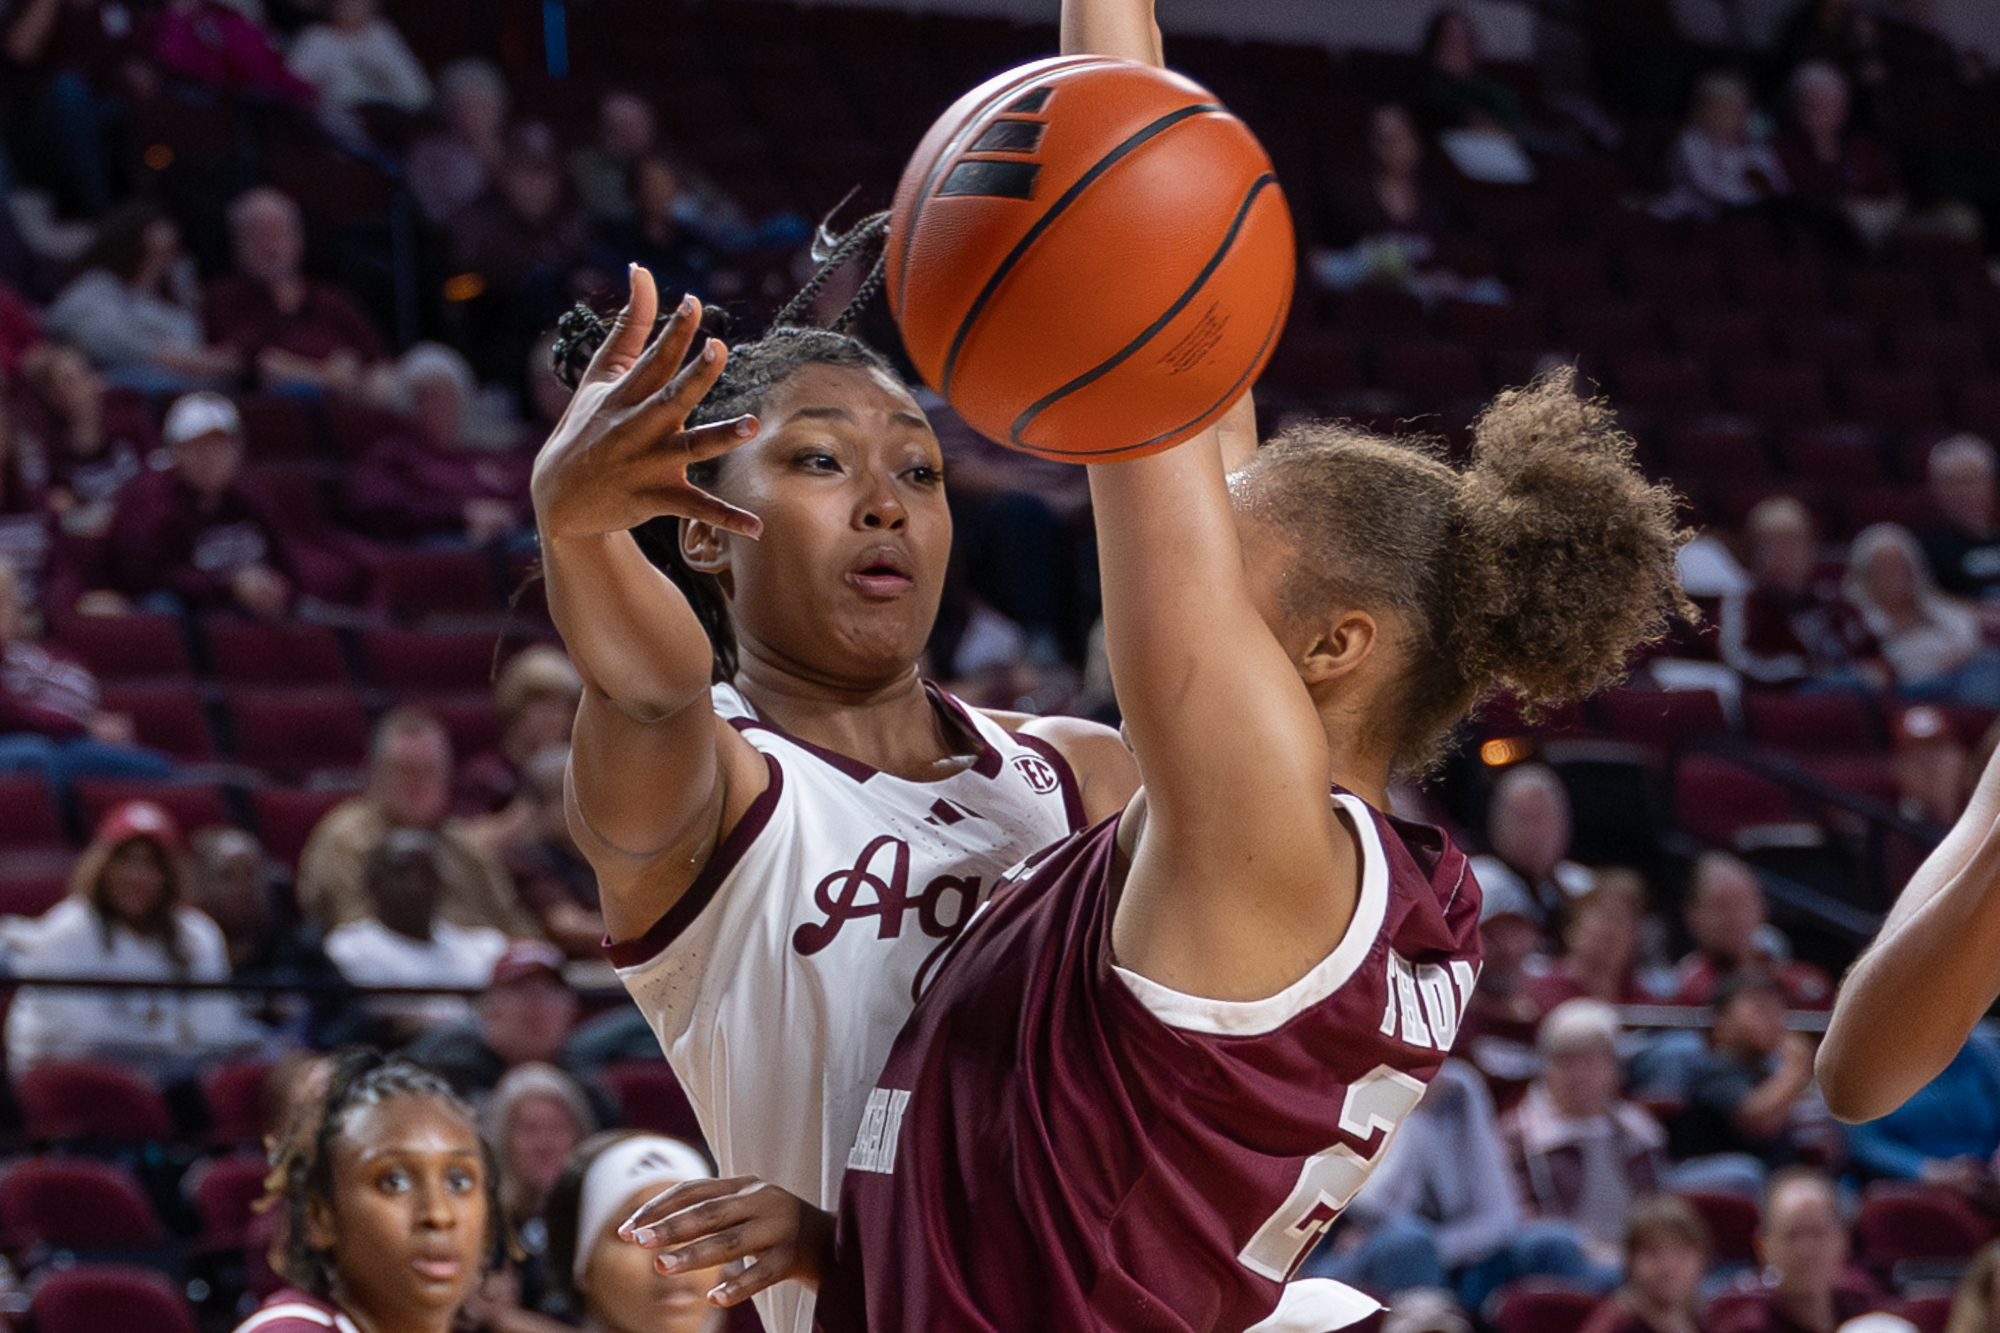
531, 253, 1140, 1333
233, 1053, 494, 1333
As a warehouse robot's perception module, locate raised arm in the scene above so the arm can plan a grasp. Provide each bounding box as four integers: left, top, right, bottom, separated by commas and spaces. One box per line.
1818, 740, 2000, 1120
532, 271, 769, 939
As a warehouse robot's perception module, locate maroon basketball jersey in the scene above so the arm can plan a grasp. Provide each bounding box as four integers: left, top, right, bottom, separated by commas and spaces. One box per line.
817, 791, 1484, 1333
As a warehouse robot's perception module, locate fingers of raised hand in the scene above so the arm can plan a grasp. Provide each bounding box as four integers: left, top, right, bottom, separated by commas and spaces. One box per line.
620, 1177, 740, 1243
583, 266, 659, 387
610, 295, 710, 410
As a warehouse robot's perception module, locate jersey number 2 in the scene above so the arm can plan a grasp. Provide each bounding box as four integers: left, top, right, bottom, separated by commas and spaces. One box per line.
1236, 1064, 1427, 1282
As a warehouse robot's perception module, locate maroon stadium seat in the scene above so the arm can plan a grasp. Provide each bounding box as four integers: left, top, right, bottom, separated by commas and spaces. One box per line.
1742, 690, 1879, 752
224, 686, 371, 777
71, 779, 234, 838
1489, 1279, 1601, 1333
1673, 753, 1799, 844
1594, 688, 1730, 749
16, 1059, 174, 1143
200, 1059, 275, 1147
47, 613, 191, 682
356, 626, 501, 692
203, 619, 348, 687
0, 774, 67, 851
28, 1263, 195, 1333
1854, 1183, 1992, 1270
187, 1151, 271, 1250
97, 682, 216, 761
599, 1060, 704, 1143
249, 785, 356, 865
369, 549, 503, 622
1677, 1189, 1760, 1265
0, 1159, 162, 1249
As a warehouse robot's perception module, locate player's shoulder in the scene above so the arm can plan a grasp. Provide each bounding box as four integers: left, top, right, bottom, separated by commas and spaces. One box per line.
987, 710, 1138, 822
233, 1291, 361, 1333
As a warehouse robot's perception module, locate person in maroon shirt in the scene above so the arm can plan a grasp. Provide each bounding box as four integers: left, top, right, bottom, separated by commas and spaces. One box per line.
1664, 853, 1833, 1011
203, 187, 387, 396
1773, 60, 1906, 252
1577, 1195, 1712, 1333
91, 391, 294, 619
1527, 870, 1656, 1013
1706, 1170, 1901, 1333
1719, 497, 1883, 692
12, 343, 157, 541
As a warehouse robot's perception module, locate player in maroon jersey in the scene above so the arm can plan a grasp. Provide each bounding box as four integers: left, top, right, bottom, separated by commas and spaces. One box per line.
618, 3, 1689, 1329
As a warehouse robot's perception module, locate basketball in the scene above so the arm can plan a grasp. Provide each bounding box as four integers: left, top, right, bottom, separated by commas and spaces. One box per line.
886, 55, 1295, 462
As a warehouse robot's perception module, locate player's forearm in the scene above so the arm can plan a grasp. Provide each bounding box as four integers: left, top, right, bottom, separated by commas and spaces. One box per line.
1060, 0, 1161, 65
542, 529, 717, 720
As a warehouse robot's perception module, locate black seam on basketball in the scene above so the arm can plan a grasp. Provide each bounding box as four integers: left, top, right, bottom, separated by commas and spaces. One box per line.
938, 100, 1223, 397
1007, 172, 1281, 453
895, 57, 1115, 319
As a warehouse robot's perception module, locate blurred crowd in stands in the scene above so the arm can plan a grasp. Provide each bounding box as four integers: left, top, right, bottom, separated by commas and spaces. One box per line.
0, 0, 1997, 1328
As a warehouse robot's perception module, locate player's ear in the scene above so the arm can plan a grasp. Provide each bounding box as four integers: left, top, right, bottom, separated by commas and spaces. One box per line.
681, 516, 730, 574
1298, 609, 1376, 686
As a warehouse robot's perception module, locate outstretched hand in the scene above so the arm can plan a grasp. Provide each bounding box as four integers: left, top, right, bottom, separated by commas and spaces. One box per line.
620, 1175, 835, 1307
531, 266, 765, 544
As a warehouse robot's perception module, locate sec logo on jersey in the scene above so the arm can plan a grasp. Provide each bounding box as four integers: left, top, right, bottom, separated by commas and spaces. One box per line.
1013, 754, 1060, 794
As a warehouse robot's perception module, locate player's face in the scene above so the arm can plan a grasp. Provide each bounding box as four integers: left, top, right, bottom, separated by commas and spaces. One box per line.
311, 1096, 488, 1330
700, 363, 950, 688
583, 1183, 726, 1333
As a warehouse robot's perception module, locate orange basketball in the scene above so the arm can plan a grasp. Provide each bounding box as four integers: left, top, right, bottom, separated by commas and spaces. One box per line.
886, 55, 1295, 463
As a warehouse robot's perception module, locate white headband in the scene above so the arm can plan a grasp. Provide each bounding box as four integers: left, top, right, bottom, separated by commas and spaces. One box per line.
574, 1135, 713, 1285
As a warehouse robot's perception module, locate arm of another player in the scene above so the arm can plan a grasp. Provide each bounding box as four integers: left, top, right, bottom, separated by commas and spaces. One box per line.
532, 270, 769, 940
1818, 739, 2000, 1121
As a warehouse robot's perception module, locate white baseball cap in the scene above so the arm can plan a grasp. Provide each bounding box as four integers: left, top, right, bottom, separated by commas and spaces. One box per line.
162, 392, 242, 446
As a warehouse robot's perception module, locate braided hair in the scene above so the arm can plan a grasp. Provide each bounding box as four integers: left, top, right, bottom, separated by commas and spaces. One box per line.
549, 211, 903, 682
261, 1051, 500, 1301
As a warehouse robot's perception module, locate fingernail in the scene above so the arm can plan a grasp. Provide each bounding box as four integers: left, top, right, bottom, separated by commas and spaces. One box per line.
734, 417, 756, 436
708, 1285, 729, 1306
678, 294, 696, 316
702, 340, 719, 363
658, 1252, 684, 1273
631, 1227, 654, 1246
627, 262, 637, 276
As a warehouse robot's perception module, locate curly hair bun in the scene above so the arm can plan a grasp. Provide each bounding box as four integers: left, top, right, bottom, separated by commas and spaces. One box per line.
1450, 368, 1693, 707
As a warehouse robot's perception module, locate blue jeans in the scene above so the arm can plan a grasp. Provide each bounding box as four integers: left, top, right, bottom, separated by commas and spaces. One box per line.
0, 733, 175, 789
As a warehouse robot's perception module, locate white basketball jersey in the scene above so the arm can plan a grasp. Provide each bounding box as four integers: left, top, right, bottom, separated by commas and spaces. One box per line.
609, 681, 1084, 1333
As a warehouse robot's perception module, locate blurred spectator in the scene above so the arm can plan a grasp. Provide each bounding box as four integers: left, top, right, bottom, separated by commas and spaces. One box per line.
1312, 103, 1503, 305
342, 343, 531, 546
44, 201, 242, 393
1503, 999, 1672, 1261
1843, 523, 2000, 707
88, 391, 295, 619
1665, 853, 1834, 1010
0, 550, 171, 786
2, 0, 148, 217
1773, 61, 1905, 251
1, 799, 259, 1077
461, 645, 582, 814
475, 1061, 598, 1325
284, 0, 430, 149
1670, 970, 1820, 1174
0, 281, 44, 375
568, 89, 659, 223
13, 342, 157, 543
1459, 878, 1550, 1103
152, 0, 314, 104
482, 745, 600, 958
1719, 497, 1881, 691
203, 186, 388, 396
1409, 8, 1523, 134
1918, 435, 2000, 606
1528, 869, 1655, 1011
407, 56, 510, 226
323, 825, 511, 1038
1891, 704, 1971, 826
1577, 1194, 1712, 1333
0, 391, 52, 602
1707, 1168, 1900, 1333
400, 940, 598, 1113
1844, 1026, 2000, 1205
185, 824, 353, 1046
1311, 1058, 1612, 1310
296, 707, 538, 935
538, 1131, 730, 1333
1473, 762, 1595, 929
592, 152, 717, 305
1946, 1241, 2000, 1333
1660, 71, 1790, 219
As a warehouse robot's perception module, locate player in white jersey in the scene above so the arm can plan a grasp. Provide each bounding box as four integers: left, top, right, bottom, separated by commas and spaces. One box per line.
531, 271, 1137, 1333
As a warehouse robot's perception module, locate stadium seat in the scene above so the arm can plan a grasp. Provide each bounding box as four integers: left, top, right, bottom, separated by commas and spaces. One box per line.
72, 779, 235, 838
1742, 690, 1880, 752
1888, 322, 1987, 378
356, 627, 501, 693
1659, 416, 1772, 475
0, 1159, 162, 1249
16, 1059, 174, 1143
97, 682, 218, 762
186, 1151, 271, 1250
1854, 1183, 1992, 1271
47, 614, 192, 682
369, 549, 504, 623
1843, 368, 1947, 428
418, 691, 504, 760
0, 774, 67, 851
1593, 687, 1730, 749
233, 394, 324, 461
598, 1060, 704, 1143
1488, 1279, 1601, 1333
1673, 753, 1799, 844
1776, 317, 1878, 372
1664, 307, 1770, 364
1902, 1293, 1955, 1333
1843, 267, 1942, 324
1374, 340, 1485, 400
200, 1059, 275, 1147
203, 619, 349, 687
1778, 423, 1884, 483
249, 786, 357, 865
224, 686, 372, 778
1556, 300, 1661, 359
27, 1263, 195, 1333
1676, 1189, 1759, 1266
0, 858, 71, 918
1722, 361, 1830, 422
1611, 355, 1712, 415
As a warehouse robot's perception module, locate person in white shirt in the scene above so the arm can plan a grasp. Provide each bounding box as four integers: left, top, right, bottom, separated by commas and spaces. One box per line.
3, 799, 259, 1078
323, 827, 510, 1037
285, 0, 431, 149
